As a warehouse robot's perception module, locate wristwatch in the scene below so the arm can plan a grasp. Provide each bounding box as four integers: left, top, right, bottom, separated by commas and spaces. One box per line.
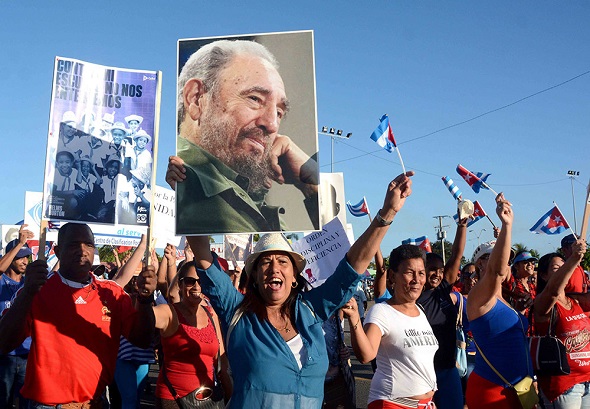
375, 209, 394, 226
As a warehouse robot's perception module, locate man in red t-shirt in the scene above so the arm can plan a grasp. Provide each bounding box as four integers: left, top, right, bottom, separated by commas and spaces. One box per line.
562, 234, 589, 294
0, 223, 156, 408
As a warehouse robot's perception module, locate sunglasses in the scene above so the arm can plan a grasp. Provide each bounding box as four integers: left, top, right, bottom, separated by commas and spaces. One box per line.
180, 277, 199, 286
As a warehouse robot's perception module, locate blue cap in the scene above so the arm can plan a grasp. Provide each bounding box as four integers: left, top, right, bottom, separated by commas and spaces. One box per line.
513, 251, 537, 265
5, 239, 32, 259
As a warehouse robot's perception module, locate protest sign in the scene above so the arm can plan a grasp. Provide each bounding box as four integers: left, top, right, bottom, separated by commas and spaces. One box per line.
43, 57, 161, 227
176, 30, 319, 235
291, 217, 351, 288
26, 191, 145, 246
224, 234, 253, 268
152, 186, 182, 248
210, 242, 224, 259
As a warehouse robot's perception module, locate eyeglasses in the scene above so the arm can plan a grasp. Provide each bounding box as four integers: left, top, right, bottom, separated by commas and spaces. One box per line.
180, 277, 199, 286
523, 260, 536, 265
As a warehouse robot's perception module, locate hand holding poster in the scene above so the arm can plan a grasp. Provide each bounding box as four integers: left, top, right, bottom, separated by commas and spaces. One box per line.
43, 57, 161, 227
291, 218, 351, 288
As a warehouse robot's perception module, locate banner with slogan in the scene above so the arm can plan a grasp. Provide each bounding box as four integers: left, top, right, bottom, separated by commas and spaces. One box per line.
25, 191, 146, 247
224, 234, 253, 268
175, 30, 319, 235
291, 217, 351, 288
320, 172, 347, 227
210, 242, 224, 259
151, 185, 182, 248
43, 57, 161, 227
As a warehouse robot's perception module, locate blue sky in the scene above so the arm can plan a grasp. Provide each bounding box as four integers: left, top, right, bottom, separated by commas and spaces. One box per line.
1, 1, 589, 258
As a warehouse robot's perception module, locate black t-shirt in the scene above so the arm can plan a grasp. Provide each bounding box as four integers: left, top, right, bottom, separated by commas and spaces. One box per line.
417, 279, 457, 369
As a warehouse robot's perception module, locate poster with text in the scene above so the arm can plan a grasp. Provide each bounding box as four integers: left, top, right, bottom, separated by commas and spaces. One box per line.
175, 30, 319, 235
43, 57, 160, 227
152, 185, 182, 248
291, 217, 351, 288
224, 234, 253, 268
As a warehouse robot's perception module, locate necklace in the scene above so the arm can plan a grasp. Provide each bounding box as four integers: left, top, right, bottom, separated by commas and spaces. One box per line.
270, 317, 291, 333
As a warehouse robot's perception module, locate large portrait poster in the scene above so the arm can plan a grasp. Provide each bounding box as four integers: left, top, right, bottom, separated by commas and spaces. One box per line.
319, 173, 347, 228
175, 30, 319, 235
43, 57, 160, 226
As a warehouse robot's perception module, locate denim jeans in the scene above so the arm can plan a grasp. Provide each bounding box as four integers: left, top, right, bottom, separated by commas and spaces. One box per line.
0, 354, 28, 409
542, 381, 590, 409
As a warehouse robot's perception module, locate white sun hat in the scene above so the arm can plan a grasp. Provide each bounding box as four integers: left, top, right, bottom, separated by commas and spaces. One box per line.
244, 233, 306, 276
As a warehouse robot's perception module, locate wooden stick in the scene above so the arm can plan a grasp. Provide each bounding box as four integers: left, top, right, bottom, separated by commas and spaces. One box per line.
38, 220, 48, 262
579, 179, 590, 240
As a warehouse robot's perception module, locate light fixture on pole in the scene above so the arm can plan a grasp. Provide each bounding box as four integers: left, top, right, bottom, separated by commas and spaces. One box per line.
319, 126, 352, 172
568, 170, 580, 232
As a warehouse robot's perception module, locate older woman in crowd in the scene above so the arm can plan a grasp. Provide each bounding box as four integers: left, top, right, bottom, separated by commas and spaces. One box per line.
175, 168, 414, 408
343, 243, 438, 409
465, 193, 535, 408
534, 239, 589, 408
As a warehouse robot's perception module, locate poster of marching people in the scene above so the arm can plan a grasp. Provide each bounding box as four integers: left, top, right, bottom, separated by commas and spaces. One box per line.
43, 57, 161, 226
174, 30, 320, 235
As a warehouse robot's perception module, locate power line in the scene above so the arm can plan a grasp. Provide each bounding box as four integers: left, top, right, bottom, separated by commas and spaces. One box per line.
400, 69, 590, 145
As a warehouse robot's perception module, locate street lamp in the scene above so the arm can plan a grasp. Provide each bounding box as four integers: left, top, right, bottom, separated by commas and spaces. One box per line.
468, 228, 487, 245
568, 170, 580, 232
319, 126, 352, 172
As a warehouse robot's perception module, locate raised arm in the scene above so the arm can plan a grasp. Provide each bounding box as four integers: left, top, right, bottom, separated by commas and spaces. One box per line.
347, 171, 414, 274
444, 218, 468, 285
467, 193, 513, 321
112, 235, 146, 286
373, 248, 388, 299
535, 239, 586, 319
0, 225, 34, 274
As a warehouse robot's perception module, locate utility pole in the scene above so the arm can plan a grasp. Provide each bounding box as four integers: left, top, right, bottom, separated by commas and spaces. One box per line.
433, 215, 451, 264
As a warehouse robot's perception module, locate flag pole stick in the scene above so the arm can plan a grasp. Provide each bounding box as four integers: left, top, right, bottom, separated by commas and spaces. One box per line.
485, 215, 497, 229
480, 181, 498, 197
395, 149, 407, 175
579, 179, 590, 241
554, 201, 577, 237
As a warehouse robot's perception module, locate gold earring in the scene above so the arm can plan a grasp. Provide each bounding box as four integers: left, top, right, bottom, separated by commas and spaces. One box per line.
291, 281, 298, 289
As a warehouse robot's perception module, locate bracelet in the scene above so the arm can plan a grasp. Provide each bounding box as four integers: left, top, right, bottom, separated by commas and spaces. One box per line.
375, 209, 394, 226
351, 318, 360, 331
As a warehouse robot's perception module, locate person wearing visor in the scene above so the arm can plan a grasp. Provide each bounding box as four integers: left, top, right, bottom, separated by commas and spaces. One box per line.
506, 251, 538, 322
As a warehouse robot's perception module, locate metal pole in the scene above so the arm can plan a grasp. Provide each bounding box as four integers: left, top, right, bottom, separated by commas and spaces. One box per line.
331, 135, 334, 173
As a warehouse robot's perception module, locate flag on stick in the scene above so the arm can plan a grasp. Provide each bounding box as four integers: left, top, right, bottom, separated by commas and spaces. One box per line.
370, 114, 406, 173
456, 164, 496, 195
530, 204, 571, 235
346, 197, 370, 218
442, 176, 462, 201
402, 236, 432, 253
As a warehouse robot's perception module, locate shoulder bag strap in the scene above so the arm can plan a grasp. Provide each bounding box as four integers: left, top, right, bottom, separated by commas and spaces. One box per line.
548, 304, 557, 336
160, 351, 181, 400
201, 305, 221, 374
473, 338, 513, 387
456, 292, 463, 328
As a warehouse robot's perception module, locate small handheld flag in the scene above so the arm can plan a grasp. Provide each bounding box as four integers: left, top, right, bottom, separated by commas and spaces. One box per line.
442, 176, 462, 201
346, 197, 370, 218
456, 164, 496, 196
402, 236, 432, 253
370, 114, 406, 174
530, 204, 572, 235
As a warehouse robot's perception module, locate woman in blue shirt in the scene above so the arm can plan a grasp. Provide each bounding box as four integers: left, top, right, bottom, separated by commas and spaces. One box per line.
186, 171, 415, 408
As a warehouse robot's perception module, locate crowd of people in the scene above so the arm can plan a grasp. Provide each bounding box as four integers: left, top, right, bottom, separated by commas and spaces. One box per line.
0, 170, 588, 409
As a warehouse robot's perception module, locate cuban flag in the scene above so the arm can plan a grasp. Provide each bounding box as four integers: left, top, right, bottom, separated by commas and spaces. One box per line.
370, 114, 398, 153
530, 206, 570, 235
442, 176, 462, 201
47, 221, 62, 231
346, 197, 370, 217
453, 201, 487, 227
456, 164, 491, 193
402, 236, 432, 253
